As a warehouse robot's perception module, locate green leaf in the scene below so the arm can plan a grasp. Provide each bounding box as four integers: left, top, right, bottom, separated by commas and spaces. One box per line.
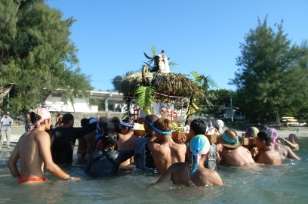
135, 86, 154, 115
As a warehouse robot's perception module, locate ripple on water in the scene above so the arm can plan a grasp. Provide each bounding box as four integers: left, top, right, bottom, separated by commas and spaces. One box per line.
0, 138, 308, 204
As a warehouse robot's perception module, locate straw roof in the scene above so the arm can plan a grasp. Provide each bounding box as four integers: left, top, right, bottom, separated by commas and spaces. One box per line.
117, 72, 203, 102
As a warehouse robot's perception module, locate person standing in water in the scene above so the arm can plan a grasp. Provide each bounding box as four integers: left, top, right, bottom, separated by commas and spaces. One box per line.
217, 129, 255, 166
253, 130, 283, 165
153, 135, 223, 187
8, 108, 79, 184
148, 118, 186, 174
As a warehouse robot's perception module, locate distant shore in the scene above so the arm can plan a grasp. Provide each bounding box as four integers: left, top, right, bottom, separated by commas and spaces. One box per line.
4, 125, 308, 144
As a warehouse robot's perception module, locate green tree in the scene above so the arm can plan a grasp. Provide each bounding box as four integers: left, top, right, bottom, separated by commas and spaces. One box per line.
0, 0, 91, 114
233, 19, 307, 123
207, 89, 236, 118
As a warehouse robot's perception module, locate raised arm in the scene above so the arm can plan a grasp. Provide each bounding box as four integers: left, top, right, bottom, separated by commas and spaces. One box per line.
36, 131, 76, 180
8, 143, 20, 177
286, 146, 301, 160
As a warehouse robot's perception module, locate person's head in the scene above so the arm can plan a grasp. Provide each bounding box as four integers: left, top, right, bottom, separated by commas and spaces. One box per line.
80, 118, 89, 128
245, 126, 259, 138
256, 131, 272, 149
221, 129, 241, 149
62, 113, 74, 127
119, 118, 134, 134
152, 118, 172, 140
288, 133, 298, 143
189, 118, 207, 137
213, 119, 224, 135
190, 134, 210, 173
30, 108, 52, 130
265, 128, 278, 144
101, 117, 118, 145
144, 114, 159, 136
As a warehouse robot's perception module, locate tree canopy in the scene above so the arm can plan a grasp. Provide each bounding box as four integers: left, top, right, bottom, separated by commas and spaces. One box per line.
233, 19, 308, 123
0, 0, 91, 114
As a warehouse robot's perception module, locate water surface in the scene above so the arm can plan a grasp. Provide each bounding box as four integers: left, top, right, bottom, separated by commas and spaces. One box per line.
0, 139, 308, 204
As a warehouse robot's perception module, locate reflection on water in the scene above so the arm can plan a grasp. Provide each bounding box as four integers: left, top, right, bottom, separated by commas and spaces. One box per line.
1, 138, 308, 204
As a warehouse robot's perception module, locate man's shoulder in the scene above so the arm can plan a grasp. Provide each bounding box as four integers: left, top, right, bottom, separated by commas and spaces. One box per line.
32, 130, 50, 138
173, 142, 187, 150
148, 142, 165, 153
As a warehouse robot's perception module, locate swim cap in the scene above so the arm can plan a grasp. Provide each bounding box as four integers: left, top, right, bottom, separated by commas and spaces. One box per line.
246, 127, 259, 138
190, 134, 210, 155
190, 135, 210, 174
265, 128, 278, 144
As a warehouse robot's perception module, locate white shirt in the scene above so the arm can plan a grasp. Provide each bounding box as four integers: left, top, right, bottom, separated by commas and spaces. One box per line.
1, 116, 13, 126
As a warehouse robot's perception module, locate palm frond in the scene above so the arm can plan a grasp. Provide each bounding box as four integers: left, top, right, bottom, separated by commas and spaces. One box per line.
135, 86, 154, 114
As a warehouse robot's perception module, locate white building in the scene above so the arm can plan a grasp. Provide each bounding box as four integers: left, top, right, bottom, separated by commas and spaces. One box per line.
43, 90, 125, 113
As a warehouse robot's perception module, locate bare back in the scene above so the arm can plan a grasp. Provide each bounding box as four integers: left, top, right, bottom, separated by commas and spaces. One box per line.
18, 130, 46, 177
256, 149, 282, 165
191, 168, 224, 186
149, 141, 186, 174
117, 131, 135, 151
221, 146, 255, 166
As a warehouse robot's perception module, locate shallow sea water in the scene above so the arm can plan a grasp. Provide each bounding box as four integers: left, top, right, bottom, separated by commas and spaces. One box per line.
0, 138, 308, 204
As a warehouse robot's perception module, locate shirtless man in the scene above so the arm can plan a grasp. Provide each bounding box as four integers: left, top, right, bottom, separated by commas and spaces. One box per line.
117, 119, 135, 151
134, 114, 159, 171
264, 128, 300, 160
277, 133, 300, 152
153, 135, 223, 187
148, 118, 186, 174
275, 142, 300, 160
188, 118, 220, 170
116, 119, 135, 168
217, 129, 255, 166
8, 108, 79, 184
253, 131, 282, 165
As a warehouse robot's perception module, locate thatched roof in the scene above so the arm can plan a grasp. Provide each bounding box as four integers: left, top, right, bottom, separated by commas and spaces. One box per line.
117, 72, 203, 102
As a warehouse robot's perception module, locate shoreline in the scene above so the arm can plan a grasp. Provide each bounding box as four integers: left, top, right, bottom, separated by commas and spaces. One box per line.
3, 126, 308, 144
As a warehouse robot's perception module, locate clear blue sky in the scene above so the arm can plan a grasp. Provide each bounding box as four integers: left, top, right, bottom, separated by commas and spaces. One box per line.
47, 0, 308, 91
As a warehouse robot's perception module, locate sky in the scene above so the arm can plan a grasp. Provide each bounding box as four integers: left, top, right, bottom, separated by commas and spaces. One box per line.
47, 0, 308, 91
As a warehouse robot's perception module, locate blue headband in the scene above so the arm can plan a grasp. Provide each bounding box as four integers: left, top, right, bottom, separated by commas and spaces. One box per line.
120, 121, 134, 129
151, 125, 172, 135
144, 118, 172, 135
222, 133, 238, 145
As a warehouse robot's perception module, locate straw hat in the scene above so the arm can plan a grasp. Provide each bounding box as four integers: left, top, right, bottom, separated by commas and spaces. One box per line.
221, 129, 241, 149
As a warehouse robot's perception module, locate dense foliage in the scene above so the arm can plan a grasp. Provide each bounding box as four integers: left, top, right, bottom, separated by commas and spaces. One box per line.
0, 0, 91, 114
233, 19, 308, 123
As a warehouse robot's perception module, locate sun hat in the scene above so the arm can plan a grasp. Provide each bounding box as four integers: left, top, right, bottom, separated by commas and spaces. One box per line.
221, 130, 241, 149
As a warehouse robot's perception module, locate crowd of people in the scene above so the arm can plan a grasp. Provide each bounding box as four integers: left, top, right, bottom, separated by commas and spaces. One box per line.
7, 108, 301, 186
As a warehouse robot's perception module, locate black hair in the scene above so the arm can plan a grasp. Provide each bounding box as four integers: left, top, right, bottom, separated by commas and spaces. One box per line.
62, 113, 74, 125
30, 112, 41, 124
257, 131, 272, 146
190, 118, 207, 135
80, 118, 89, 128
144, 114, 159, 125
